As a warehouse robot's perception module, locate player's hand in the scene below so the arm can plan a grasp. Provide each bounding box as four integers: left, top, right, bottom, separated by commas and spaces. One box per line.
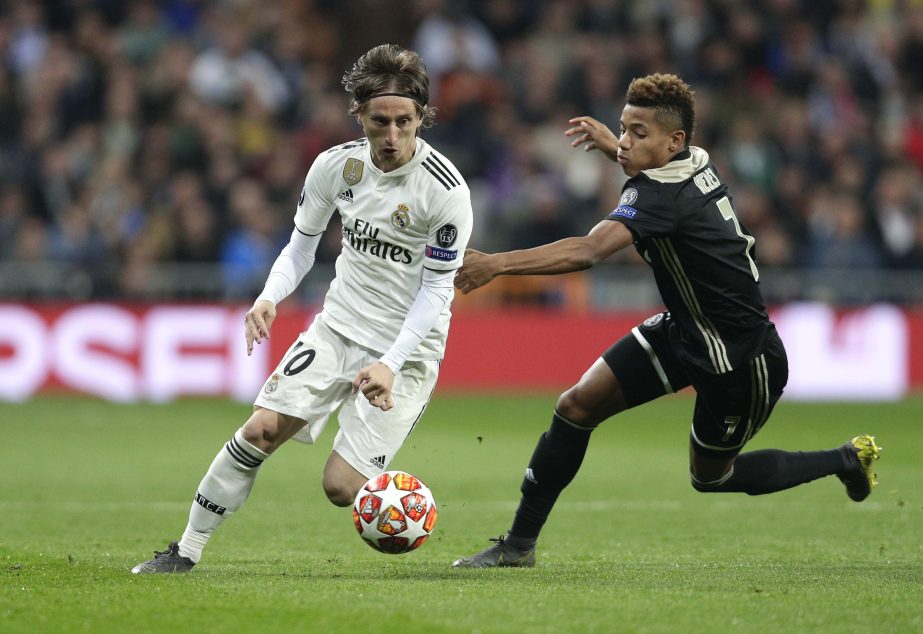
565, 116, 619, 162
353, 362, 395, 411
454, 249, 498, 294
244, 300, 276, 356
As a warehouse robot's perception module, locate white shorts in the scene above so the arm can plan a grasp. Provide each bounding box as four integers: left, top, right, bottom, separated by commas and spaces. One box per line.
254, 314, 440, 479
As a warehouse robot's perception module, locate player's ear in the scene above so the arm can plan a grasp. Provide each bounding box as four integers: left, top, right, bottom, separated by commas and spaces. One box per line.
669, 129, 686, 152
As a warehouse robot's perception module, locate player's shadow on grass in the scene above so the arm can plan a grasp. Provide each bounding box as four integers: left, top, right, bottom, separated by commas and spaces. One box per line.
219, 568, 466, 581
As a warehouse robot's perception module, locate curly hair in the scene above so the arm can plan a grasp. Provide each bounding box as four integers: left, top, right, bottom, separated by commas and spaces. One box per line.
342, 44, 437, 128
626, 74, 696, 146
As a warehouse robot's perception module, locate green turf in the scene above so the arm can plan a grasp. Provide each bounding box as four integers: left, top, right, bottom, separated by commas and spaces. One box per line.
1, 394, 921, 633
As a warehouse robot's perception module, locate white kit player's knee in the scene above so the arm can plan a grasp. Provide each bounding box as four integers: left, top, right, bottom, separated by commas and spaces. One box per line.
178, 429, 269, 563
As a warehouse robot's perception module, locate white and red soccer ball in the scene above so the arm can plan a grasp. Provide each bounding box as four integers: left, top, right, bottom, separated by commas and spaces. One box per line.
352, 470, 438, 554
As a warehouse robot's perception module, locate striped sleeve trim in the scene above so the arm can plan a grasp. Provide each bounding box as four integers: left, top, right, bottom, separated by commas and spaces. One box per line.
327, 138, 368, 153
422, 156, 460, 190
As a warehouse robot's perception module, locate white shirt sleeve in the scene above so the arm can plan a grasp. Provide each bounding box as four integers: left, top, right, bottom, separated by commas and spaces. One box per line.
422, 185, 473, 272
295, 151, 337, 235
379, 267, 456, 373
255, 229, 322, 306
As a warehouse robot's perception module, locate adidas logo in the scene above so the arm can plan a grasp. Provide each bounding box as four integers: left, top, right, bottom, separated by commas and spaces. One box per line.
524, 468, 537, 484
369, 455, 386, 469
337, 189, 354, 203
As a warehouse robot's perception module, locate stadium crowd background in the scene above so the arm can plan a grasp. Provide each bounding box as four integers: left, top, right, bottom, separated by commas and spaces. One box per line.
1, 0, 923, 305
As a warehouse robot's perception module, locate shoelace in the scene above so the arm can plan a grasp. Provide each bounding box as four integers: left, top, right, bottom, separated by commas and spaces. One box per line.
489, 535, 531, 552
489, 536, 519, 552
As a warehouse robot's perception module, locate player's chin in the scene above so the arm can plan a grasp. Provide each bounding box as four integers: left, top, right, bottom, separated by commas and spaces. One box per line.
620, 162, 639, 177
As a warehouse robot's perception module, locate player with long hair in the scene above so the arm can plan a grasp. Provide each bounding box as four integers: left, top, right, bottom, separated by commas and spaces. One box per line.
133, 44, 472, 573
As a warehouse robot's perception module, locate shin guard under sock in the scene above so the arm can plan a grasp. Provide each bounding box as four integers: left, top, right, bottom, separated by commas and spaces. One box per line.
509, 412, 593, 541
695, 448, 845, 495
177, 429, 268, 562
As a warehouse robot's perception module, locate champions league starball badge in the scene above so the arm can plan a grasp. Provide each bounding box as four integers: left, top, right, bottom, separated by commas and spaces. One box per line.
620, 188, 638, 206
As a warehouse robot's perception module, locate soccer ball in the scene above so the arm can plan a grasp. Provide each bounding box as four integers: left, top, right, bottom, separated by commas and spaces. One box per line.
352, 470, 438, 554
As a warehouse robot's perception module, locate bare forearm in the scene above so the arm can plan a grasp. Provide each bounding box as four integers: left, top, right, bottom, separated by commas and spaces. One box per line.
454, 221, 632, 295
492, 236, 599, 276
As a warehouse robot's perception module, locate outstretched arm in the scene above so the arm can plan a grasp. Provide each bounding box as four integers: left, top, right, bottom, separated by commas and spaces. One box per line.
454, 219, 634, 294
565, 116, 620, 162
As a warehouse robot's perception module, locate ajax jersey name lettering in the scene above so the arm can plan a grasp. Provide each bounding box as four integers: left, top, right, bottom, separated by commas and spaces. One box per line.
343, 218, 414, 264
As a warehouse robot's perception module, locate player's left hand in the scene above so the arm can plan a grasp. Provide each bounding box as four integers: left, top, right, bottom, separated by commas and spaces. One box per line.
565, 116, 619, 162
353, 362, 395, 411
454, 249, 498, 294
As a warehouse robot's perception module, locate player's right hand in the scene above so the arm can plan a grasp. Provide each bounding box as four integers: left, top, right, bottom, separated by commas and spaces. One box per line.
352, 362, 395, 412
454, 249, 497, 294
245, 300, 276, 356
565, 116, 619, 162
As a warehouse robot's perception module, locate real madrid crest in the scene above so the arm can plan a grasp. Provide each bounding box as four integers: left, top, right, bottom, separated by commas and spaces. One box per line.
343, 158, 364, 186
391, 204, 411, 230
264, 373, 280, 394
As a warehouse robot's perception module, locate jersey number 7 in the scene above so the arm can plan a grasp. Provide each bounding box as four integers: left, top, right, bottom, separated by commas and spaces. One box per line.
716, 196, 759, 282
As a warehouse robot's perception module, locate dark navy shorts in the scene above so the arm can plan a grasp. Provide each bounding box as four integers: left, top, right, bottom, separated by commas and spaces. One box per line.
601, 312, 788, 457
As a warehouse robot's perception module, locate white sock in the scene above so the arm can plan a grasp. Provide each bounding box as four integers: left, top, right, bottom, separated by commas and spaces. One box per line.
177, 428, 269, 563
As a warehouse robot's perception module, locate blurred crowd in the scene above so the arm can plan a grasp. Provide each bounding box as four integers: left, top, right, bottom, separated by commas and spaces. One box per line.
2, 0, 923, 301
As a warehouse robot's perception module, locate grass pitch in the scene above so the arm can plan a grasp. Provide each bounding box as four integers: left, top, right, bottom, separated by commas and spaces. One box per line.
1, 394, 922, 633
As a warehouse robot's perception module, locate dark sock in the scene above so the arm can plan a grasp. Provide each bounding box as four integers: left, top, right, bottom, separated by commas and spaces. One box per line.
697, 448, 846, 495
503, 534, 536, 551
509, 413, 593, 540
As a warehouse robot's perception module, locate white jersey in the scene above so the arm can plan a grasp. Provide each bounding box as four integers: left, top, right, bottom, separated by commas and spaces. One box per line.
296, 137, 473, 360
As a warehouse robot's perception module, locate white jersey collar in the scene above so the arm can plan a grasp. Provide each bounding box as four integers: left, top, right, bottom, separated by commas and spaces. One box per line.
642, 146, 710, 183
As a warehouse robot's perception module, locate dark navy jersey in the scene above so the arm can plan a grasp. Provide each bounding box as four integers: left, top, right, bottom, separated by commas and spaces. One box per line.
609, 147, 773, 374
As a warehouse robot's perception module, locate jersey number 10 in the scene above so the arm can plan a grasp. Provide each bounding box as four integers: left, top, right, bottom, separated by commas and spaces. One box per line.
716, 196, 759, 282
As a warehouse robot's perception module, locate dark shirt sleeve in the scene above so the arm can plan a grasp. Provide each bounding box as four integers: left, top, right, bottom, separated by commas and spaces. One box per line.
606, 179, 675, 241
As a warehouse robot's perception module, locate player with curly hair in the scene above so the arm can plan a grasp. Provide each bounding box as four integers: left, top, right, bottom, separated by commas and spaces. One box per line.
452, 74, 880, 568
